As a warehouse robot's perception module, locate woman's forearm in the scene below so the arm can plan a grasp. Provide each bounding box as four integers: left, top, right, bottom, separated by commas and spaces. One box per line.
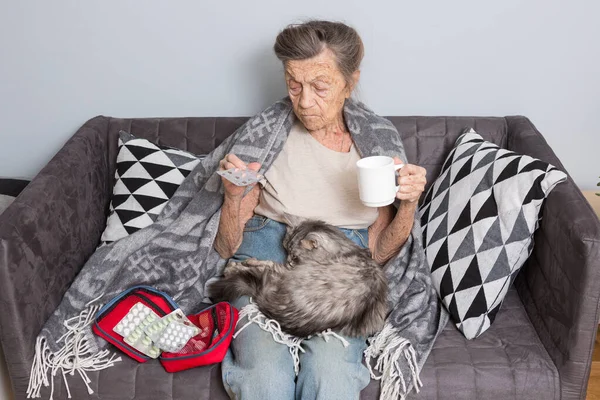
214, 185, 261, 259
214, 194, 244, 259
372, 201, 417, 264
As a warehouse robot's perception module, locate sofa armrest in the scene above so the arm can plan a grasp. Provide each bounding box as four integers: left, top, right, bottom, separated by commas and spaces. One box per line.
0, 116, 111, 395
507, 116, 600, 400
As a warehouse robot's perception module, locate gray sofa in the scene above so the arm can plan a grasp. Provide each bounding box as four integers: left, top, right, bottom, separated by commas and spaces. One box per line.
0, 115, 598, 400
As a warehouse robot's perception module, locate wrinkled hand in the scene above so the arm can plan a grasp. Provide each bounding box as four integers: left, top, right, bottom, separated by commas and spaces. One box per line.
218, 153, 261, 199
394, 157, 427, 203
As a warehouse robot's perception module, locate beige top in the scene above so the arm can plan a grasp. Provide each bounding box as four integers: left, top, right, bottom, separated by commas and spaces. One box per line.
255, 121, 379, 229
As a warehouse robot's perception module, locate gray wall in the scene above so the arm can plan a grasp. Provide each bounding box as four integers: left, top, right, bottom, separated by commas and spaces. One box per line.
0, 0, 598, 190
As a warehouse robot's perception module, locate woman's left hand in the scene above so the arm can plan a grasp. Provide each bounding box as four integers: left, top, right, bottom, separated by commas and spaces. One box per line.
394, 157, 427, 203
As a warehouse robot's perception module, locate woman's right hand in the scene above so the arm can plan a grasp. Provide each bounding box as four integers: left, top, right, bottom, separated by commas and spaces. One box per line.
219, 154, 262, 199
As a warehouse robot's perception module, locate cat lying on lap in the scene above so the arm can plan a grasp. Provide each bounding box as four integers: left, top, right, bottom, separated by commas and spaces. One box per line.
209, 215, 388, 338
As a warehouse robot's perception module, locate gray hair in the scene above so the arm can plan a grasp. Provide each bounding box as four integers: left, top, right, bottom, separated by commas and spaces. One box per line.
273, 20, 364, 88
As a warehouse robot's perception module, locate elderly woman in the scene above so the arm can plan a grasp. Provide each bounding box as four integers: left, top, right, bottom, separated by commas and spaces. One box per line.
215, 21, 427, 400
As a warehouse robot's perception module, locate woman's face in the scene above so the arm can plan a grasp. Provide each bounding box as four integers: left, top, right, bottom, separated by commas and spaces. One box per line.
285, 48, 356, 131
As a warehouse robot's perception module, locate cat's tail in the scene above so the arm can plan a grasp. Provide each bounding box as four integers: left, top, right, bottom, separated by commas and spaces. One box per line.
207, 269, 263, 302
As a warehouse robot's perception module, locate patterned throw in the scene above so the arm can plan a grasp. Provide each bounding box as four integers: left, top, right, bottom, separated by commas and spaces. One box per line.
27, 98, 448, 400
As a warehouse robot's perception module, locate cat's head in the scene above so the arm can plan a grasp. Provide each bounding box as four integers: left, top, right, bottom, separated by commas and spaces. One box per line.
282, 213, 359, 265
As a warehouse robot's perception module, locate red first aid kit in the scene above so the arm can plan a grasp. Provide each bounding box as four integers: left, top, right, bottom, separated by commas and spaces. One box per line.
92, 285, 239, 372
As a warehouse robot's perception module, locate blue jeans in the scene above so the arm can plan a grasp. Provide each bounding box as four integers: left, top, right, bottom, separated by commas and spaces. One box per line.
221, 216, 371, 400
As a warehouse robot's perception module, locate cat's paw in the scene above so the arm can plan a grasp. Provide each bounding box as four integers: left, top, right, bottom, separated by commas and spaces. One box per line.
244, 258, 275, 268
224, 260, 244, 277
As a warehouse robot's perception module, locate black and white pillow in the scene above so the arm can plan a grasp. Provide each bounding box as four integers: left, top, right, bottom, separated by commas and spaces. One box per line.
419, 129, 566, 339
100, 131, 203, 245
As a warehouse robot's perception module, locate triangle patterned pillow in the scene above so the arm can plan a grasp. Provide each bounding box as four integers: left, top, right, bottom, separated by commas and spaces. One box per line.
419, 129, 567, 339
100, 131, 203, 245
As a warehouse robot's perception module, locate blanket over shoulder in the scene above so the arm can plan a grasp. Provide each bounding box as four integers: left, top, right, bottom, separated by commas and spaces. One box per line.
28, 98, 447, 400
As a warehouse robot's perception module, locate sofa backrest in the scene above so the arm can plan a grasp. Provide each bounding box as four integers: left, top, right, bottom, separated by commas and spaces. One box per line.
106, 116, 508, 192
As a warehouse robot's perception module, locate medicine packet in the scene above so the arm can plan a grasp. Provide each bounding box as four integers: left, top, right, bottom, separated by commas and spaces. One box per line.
217, 168, 263, 186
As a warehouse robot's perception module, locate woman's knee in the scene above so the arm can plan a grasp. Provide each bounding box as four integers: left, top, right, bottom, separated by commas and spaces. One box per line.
298, 336, 370, 386
224, 296, 296, 374
222, 315, 297, 399
223, 357, 295, 399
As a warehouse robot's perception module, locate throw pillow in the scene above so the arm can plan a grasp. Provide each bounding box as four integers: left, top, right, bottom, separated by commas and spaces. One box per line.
419, 128, 566, 339
100, 131, 203, 245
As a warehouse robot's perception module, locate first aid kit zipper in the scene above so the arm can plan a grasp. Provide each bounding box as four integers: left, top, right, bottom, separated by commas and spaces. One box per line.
95, 285, 178, 321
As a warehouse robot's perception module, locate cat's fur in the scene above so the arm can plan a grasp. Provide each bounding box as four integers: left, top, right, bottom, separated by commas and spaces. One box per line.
209, 215, 388, 338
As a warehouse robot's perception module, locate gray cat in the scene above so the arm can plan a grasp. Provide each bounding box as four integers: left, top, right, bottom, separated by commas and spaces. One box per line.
209, 215, 388, 338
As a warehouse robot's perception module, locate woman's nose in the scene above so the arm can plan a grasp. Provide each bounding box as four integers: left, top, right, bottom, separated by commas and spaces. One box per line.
299, 89, 314, 109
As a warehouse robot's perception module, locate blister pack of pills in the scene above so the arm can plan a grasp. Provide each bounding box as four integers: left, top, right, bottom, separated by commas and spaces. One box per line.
156, 321, 201, 353
217, 168, 263, 186
144, 309, 199, 343
113, 303, 161, 358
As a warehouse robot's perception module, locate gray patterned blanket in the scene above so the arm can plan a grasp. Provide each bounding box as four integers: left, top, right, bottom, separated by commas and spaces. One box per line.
28, 98, 447, 400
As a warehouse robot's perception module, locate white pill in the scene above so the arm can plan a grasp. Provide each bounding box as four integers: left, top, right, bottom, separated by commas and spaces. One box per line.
132, 317, 140, 324
124, 328, 131, 336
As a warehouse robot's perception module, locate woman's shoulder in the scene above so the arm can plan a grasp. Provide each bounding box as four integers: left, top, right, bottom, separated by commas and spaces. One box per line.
250, 97, 293, 120
344, 99, 398, 132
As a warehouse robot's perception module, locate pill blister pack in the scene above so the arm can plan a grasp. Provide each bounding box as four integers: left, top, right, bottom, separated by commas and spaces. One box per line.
173, 308, 221, 354
144, 309, 199, 345
174, 325, 213, 354
113, 303, 161, 358
217, 168, 263, 186
156, 321, 200, 353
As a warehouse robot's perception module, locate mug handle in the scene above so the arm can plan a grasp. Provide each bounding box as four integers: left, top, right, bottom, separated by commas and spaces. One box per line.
394, 163, 404, 193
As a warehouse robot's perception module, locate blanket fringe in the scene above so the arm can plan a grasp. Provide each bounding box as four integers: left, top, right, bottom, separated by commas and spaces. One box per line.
364, 321, 423, 400
27, 304, 121, 399
316, 329, 350, 347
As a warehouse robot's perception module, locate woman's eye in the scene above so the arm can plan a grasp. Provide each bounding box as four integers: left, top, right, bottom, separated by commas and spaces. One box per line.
315, 87, 328, 96
289, 84, 301, 95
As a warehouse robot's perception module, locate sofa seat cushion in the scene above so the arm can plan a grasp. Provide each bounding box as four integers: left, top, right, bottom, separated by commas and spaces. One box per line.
39, 289, 557, 400
403, 287, 559, 400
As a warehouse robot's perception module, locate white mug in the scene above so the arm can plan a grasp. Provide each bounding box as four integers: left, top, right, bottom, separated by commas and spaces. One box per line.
356, 156, 404, 207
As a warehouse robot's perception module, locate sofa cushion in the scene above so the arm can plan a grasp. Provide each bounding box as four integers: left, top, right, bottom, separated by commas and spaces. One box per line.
419, 129, 566, 339
100, 131, 203, 245
405, 287, 559, 399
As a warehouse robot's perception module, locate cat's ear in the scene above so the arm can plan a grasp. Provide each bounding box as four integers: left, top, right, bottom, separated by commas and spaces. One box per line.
282, 212, 305, 227
300, 232, 321, 250
300, 238, 318, 250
